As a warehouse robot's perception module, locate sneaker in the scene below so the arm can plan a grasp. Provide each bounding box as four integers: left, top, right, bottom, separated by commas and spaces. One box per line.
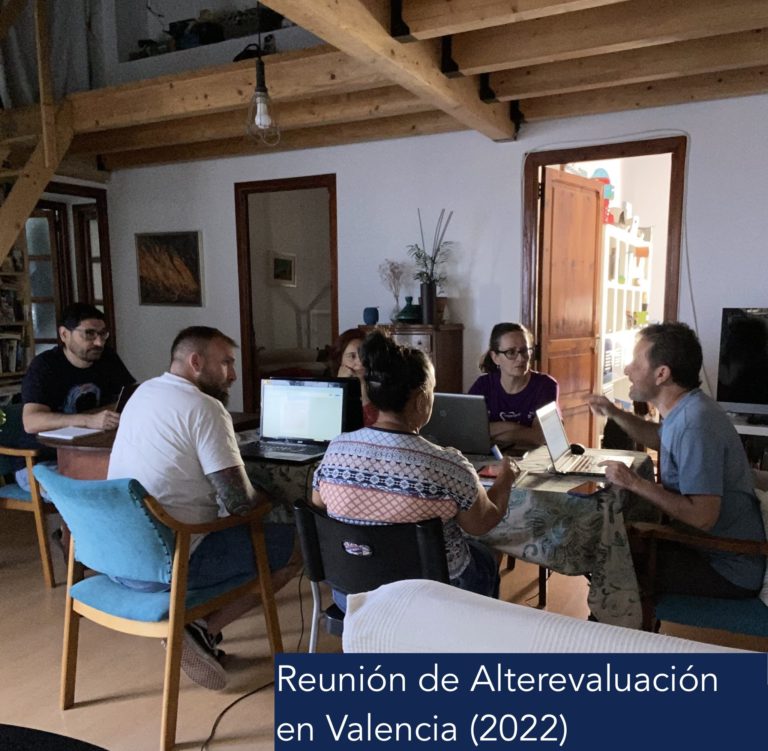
178, 624, 227, 690
188, 620, 226, 658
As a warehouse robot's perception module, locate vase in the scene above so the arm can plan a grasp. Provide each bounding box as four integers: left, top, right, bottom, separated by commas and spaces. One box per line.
363, 306, 379, 325
396, 296, 421, 323
420, 281, 437, 325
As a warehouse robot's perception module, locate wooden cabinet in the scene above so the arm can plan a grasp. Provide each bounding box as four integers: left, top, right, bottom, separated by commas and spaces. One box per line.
361, 324, 464, 393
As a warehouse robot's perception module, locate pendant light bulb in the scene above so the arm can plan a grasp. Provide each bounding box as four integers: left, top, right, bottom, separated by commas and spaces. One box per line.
246, 54, 280, 146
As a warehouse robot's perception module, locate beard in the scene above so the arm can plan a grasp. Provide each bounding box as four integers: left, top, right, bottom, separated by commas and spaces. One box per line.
198, 377, 230, 406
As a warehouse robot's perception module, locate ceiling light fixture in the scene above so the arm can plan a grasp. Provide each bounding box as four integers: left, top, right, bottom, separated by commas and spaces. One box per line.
246, 4, 280, 146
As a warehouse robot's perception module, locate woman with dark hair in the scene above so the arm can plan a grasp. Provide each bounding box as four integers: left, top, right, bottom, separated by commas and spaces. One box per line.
329, 327, 378, 426
313, 330, 517, 604
469, 322, 558, 448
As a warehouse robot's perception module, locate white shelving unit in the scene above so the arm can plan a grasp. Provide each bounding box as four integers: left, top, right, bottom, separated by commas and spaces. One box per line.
600, 224, 652, 408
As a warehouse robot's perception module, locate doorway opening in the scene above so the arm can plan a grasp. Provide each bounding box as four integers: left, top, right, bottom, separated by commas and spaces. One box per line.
522, 137, 687, 445
234, 174, 338, 412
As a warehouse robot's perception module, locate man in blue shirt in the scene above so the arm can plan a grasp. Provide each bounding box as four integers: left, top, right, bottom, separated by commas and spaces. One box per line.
588, 322, 765, 599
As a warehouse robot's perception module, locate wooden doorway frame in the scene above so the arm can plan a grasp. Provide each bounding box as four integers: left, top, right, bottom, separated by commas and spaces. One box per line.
234, 173, 338, 412
522, 136, 687, 338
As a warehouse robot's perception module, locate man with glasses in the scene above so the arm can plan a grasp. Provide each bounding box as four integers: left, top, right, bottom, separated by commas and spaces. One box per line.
20, 302, 135, 447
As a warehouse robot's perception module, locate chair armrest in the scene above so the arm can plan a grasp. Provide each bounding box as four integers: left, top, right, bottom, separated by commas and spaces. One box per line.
143, 494, 271, 533
629, 522, 768, 557
0, 446, 39, 459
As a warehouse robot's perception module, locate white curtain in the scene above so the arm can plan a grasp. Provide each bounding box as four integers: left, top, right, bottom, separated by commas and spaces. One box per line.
0, 0, 92, 108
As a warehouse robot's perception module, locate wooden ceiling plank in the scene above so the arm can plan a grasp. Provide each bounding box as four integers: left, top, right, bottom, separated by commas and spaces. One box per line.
402, 0, 629, 39
101, 110, 466, 170
67, 48, 388, 133
521, 65, 768, 121
34, 0, 56, 167
70, 87, 428, 155
262, 0, 516, 140
452, 0, 768, 75
489, 29, 768, 100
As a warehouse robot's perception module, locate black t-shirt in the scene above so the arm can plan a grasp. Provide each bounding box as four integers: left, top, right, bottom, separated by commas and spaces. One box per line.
18, 345, 135, 453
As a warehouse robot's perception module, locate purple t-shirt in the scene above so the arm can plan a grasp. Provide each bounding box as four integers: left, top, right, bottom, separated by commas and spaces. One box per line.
468, 370, 558, 426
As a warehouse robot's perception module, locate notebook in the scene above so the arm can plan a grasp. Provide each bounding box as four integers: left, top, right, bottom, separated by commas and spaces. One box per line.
421, 393, 498, 466
536, 401, 634, 476
239, 377, 362, 464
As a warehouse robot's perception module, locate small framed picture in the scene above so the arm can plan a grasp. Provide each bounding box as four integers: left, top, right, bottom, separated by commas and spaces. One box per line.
270, 252, 296, 287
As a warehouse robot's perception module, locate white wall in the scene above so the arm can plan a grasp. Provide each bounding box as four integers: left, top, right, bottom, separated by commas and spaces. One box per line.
107, 93, 768, 409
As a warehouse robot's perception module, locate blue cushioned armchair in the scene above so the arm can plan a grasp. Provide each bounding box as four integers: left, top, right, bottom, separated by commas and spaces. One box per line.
33, 465, 283, 751
0, 403, 57, 587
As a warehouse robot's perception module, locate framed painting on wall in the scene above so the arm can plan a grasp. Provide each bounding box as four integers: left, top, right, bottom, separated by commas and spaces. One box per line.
270, 252, 296, 287
135, 231, 203, 306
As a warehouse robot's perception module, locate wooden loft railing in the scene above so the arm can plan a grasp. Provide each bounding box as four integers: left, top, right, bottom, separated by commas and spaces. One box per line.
0, 0, 72, 265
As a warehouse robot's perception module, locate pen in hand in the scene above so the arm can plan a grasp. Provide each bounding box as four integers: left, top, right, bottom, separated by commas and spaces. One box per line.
492, 445, 527, 487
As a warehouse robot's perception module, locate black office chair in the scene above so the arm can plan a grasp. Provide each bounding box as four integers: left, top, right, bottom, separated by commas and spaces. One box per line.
294, 500, 450, 652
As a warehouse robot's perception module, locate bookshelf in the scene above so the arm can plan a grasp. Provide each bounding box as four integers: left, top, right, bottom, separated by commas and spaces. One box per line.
0, 237, 31, 399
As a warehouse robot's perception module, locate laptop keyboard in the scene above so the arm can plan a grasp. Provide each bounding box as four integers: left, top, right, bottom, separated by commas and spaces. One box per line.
559, 454, 601, 473
240, 441, 321, 459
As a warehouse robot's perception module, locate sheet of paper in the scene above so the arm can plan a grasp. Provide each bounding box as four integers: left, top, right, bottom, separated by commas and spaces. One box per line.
37, 427, 103, 440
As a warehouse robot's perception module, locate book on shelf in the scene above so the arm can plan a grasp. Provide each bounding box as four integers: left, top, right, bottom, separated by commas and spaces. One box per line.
0, 333, 22, 374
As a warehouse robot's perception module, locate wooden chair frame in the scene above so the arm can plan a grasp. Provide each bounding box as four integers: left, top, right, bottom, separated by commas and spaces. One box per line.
60, 495, 283, 751
0, 444, 56, 587
630, 521, 768, 633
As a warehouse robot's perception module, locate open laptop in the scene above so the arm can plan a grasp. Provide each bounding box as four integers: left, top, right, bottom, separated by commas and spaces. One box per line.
240, 377, 362, 464
536, 401, 634, 476
421, 393, 498, 466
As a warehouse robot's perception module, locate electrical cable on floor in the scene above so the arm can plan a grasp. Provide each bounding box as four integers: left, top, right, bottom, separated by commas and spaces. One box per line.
199, 678, 275, 751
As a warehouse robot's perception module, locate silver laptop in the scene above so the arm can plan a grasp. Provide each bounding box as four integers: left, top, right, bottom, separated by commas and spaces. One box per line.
421, 393, 497, 465
536, 401, 634, 476
240, 378, 358, 464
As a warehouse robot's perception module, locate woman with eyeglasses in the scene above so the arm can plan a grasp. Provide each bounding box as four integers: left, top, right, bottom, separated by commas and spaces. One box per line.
469, 322, 558, 448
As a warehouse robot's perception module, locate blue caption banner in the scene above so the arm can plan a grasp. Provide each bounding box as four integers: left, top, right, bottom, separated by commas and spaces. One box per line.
275, 653, 767, 749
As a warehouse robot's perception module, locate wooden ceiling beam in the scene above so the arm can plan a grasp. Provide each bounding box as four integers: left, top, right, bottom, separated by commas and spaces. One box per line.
400, 0, 629, 39
67, 46, 387, 133
70, 86, 428, 155
520, 65, 768, 121
101, 110, 466, 170
488, 29, 768, 100
262, 0, 516, 140
451, 0, 768, 75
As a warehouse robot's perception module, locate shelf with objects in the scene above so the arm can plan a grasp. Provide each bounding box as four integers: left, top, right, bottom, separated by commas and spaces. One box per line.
360, 323, 464, 393
0, 237, 31, 402
599, 223, 654, 449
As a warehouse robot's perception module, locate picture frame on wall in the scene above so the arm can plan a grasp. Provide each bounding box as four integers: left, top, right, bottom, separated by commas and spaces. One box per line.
270, 252, 296, 287
135, 231, 203, 306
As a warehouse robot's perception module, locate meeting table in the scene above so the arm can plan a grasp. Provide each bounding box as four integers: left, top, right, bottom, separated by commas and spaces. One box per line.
477, 446, 658, 629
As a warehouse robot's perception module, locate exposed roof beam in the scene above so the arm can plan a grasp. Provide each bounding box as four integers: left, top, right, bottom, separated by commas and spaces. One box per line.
263, 0, 515, 140
71, 87, 428, 155
400, 0, 628, 39
67, 46, 387, 133
488, 29, 768, 100
101, 110, 465, 170
452, 0, 768, 75
521, 65, 768, 121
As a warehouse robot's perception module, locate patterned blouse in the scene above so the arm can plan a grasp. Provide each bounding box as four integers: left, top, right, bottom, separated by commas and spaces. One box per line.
312, 427, 482, 579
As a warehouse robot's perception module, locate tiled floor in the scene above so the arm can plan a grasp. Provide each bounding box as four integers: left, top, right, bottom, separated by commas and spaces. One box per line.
1, 511, 765, 750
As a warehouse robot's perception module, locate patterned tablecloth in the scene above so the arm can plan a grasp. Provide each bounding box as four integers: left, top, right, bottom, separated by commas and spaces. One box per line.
477, 446, 657, 629
239, 430, 319, 524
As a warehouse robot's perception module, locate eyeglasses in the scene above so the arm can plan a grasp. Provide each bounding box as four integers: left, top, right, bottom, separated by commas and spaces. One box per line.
73, 327, 110, 342
495, 347, 533, 360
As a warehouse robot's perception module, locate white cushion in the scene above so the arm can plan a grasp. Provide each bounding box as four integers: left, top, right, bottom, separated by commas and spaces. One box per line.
755, 487, 768, 607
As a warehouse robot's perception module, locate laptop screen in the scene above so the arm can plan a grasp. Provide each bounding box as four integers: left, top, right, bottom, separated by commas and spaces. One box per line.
260, 378, 346, 443
536, 401, 571, 463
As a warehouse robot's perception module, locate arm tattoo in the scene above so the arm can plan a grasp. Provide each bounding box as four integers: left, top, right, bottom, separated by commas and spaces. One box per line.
206, 465, 259, 516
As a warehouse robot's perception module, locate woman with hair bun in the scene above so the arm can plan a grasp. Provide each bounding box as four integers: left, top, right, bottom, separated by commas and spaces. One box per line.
329, 327, 378, 426
313, 330, 518, 605
469, 322, 558, 448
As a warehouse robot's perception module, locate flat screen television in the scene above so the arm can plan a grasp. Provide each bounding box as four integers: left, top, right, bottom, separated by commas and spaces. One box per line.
716, 307, 768, 418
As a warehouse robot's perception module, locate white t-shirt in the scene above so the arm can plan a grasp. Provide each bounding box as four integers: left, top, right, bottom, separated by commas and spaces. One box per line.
108, 372, 243, 534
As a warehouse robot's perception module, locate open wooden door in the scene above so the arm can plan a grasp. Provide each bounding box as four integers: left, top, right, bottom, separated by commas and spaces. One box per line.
538, 168, 603, 445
